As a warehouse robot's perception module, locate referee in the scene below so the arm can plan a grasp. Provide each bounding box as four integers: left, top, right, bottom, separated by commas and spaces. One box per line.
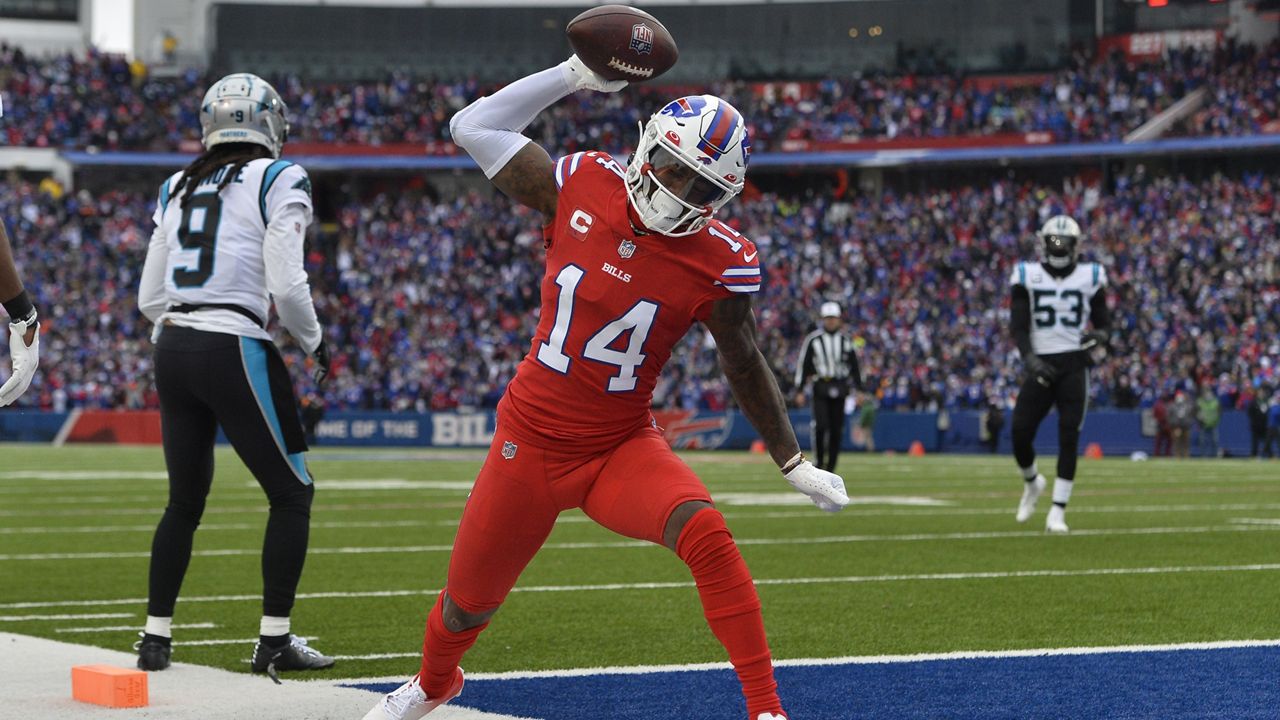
795, 302, 863, 472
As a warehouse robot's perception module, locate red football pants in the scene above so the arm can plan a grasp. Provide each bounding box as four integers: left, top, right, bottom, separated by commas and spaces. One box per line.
420, 419, 784, 716
446, 421, 711, 613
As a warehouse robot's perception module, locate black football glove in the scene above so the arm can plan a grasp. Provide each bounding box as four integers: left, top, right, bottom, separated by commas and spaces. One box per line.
1081, 329, 1110, 366
1081, 329, 1110, 351
311, 339, 331, 385
1024, 355, 1054, 388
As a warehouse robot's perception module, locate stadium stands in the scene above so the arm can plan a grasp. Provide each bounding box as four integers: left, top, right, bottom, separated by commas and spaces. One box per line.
3, 169, 1276, 414
1, 40, 1276, 154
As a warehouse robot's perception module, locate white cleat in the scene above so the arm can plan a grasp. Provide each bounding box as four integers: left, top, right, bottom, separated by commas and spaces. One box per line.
362, 669, 464, 720
1045, 506, 1069, 534
756, 715, 789, 720
1015, 474, 1046, 523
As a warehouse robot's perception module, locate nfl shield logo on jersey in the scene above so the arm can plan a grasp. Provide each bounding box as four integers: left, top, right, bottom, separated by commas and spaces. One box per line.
629, 23, 654, 55
618, 239, 637, 259
501, 440, 517, 460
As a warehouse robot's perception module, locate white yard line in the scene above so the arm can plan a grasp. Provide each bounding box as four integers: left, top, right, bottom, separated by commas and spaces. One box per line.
245, 479, 475, 491
716, 493, 952, 506
0, 470, 169, 480
0, 519, 448, 535
178, 637, 318, 647
4, 523, 1279, 562
334, 651, 422, 661
7, 502, 1279, 535
0, 501, 465, 518
5, 561, 1280, 610
0, 612, 134, 622
56, 622, 217, 634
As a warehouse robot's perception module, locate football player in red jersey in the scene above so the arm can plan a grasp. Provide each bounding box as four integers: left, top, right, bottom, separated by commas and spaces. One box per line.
363, 56, 850, 720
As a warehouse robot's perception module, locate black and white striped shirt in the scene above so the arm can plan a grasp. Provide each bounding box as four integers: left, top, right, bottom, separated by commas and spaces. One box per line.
795, 330, 863, 392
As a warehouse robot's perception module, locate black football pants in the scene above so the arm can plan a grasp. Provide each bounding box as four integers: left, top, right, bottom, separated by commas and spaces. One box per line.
811, 388, 847, 473
147, 326, 314, 619
1011, 355, 1089, 481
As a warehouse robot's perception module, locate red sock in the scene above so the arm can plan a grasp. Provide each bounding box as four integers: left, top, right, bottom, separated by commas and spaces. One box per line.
419, 592, 487, 698
676, 508, 783, 718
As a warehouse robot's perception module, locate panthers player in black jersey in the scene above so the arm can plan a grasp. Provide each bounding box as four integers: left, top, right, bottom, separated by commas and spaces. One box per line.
1009, 215, 1111, 533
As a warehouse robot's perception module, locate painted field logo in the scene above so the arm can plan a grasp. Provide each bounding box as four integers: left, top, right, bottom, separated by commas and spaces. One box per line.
501, 440, 518, 460
629, 23, 654, 55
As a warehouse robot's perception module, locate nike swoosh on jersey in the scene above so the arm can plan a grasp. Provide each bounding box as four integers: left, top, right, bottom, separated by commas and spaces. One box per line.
743, 250, 758, 262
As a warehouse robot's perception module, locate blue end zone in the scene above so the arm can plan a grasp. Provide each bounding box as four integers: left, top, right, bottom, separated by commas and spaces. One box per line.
350, 645, 1280, 719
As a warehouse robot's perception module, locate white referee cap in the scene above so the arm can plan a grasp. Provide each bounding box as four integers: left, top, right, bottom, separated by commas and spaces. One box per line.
820, 302, 841, 318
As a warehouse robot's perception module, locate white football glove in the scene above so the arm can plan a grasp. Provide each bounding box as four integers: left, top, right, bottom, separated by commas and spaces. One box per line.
560, 54, 628, 94
785, 460, 850, 513
0, 312, 39, 407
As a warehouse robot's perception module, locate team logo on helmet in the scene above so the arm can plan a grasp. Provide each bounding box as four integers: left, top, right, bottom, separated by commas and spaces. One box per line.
629, 23, 655, 55
618, 239, 637, 259
660, 97, 707, 119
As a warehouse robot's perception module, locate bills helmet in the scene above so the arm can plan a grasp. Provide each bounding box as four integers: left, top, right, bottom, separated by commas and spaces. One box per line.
624, 95, 750, 237
200, 73, 290, 158
1037, 215, 1081, 270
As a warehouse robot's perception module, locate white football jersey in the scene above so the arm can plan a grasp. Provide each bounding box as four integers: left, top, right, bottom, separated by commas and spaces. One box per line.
1010, 261, 1107, 355
151, 158, 313, 339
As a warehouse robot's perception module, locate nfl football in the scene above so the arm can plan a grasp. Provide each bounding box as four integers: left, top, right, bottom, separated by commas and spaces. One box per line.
566, 5, 679, 83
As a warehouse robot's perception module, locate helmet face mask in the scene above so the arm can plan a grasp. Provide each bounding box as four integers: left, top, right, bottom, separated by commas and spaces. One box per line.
649, 146, 731, 206
1037, 215, 1081, 270
1042, 234, 1077, 269
625, 95, 749, 237
200, 73, 290, 158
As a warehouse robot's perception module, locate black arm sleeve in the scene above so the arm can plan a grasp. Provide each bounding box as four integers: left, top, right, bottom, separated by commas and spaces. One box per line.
846, 340, 864, 392
1010, 285, 1034, 358
794, 337, 813, 391
1089, 289, 1111, 331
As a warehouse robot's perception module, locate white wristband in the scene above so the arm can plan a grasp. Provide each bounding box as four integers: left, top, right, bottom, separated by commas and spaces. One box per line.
780, 452, 805, 475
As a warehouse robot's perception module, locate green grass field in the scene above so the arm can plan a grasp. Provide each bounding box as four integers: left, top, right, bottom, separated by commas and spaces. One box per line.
1, 445, 1278, 681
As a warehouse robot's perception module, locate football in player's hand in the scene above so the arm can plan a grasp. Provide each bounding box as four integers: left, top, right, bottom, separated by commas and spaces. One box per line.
567, 5, 678, 83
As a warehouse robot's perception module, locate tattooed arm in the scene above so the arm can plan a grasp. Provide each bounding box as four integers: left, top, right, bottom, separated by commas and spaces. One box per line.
706, 294, 850, 511
704, 294, 802, 468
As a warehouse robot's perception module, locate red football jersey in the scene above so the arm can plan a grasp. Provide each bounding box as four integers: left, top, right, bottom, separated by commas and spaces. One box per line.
498, 151, 762, 452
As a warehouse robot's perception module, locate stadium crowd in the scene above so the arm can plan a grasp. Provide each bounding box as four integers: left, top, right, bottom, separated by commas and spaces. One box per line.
1, 40, 1277, 154
2, 167, 1277, 420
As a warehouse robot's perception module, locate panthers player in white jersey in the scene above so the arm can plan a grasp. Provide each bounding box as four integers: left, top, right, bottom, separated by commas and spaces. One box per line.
1009, 215, 1111, 533
135, 73, 334, 676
